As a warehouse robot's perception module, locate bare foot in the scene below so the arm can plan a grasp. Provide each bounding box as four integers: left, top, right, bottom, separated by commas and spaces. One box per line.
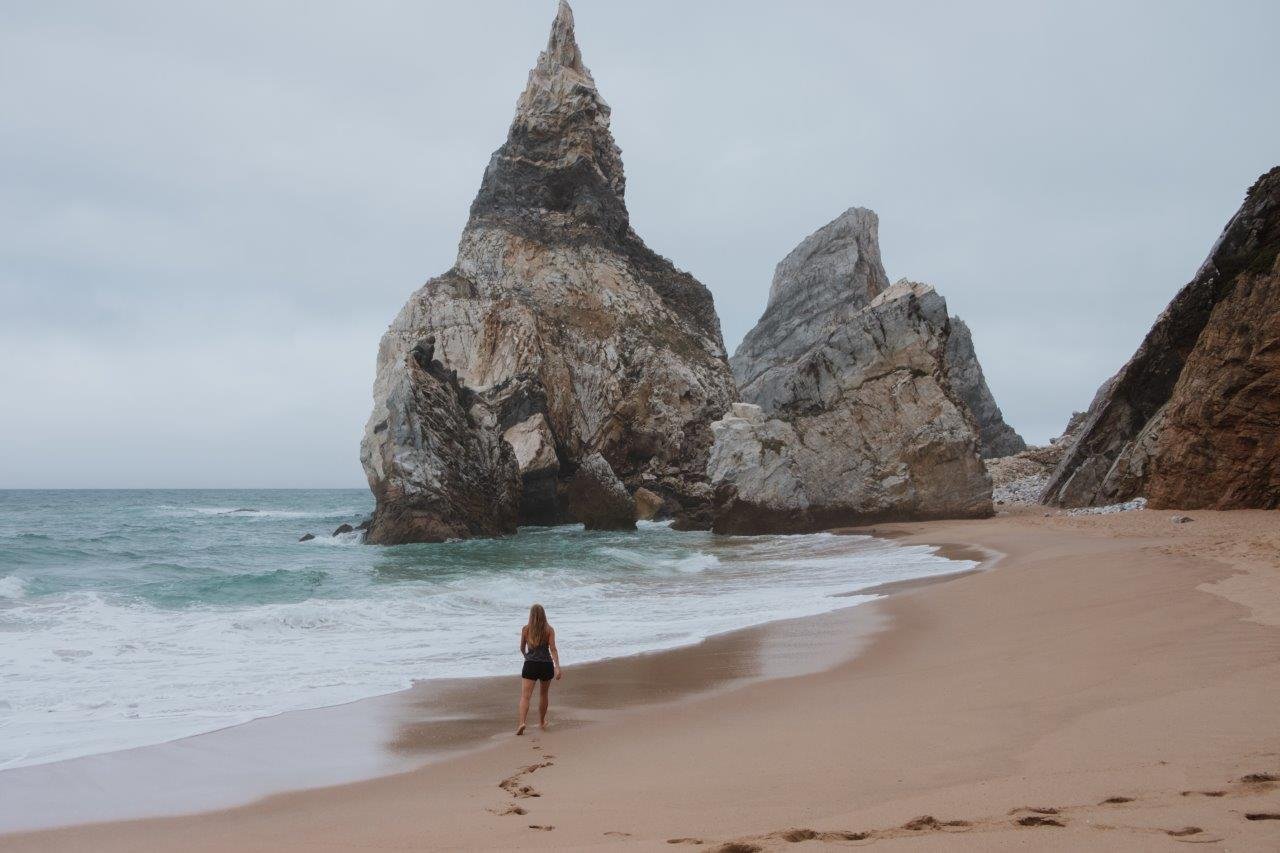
515, 724, 525, 736
539, 719, 549, 730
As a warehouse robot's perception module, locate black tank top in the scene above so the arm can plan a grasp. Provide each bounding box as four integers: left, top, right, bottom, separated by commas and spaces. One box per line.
524, 635, 552, 662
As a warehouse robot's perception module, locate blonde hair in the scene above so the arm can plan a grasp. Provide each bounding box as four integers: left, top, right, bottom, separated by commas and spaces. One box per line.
526, 603, 550, 647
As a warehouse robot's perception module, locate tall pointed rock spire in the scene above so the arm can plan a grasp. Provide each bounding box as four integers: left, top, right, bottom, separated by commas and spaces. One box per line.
361, 0, 737, 542
469, 0, 627, 237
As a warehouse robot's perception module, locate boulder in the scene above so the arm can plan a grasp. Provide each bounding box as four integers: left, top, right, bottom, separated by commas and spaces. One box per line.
360, 1, 737, 540
633, 487, 664, 521
332, 523, 355, 536
1043, 167, 1280, 509
298, 533, 316, 543
566, 453, 636, 531
712, 280, 992, 534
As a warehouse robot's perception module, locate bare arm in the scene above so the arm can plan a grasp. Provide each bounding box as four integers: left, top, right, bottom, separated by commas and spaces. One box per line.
549, 627, 562, 680
519, 626, 527, 658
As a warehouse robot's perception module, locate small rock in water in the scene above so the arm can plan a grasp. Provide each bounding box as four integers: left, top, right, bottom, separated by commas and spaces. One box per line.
1170, 515, 1193, 524
298, 533, 316, 542
633, 487, 664, 521
332, 524, 355, 536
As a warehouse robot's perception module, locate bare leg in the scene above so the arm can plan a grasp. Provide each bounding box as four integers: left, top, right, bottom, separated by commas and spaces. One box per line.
538, 679, 551, 729
517, 678, 535, 735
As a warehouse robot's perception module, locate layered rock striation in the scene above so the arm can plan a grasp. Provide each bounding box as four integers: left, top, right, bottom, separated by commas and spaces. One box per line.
361, 2, 737, 542
1043, 166, 1280, 509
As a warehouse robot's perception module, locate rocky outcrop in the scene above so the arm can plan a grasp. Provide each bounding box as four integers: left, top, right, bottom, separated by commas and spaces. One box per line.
362, 339, 521, 544
944, 317, 1026, 458
361, 2, 738, 539
566, 453, 636, 531
711, 280, 992, 534
1043, 166, 1280, 509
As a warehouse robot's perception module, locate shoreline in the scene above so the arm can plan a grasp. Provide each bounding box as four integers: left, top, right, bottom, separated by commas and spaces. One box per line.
5, 509, 1277, 851
0, 535, 982, 835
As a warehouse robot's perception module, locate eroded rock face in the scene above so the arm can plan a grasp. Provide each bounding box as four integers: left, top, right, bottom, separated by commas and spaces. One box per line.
566, 452, 636, 531
1043, 166, 1280, 509
712, 281, 992, 534
362, 339, 520, 545
945, 317, 1026, 458
361, 2, 737, 539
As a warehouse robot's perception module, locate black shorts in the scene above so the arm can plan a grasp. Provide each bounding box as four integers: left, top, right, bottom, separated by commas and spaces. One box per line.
522, 660, 554, 681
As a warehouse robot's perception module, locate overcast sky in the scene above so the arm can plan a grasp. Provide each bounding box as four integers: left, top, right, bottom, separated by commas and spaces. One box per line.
2, 1, 1277, 488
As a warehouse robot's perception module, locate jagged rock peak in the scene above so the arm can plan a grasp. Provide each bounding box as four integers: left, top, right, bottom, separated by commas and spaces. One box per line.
768, 207, 887, 308
514, 1, 608, 138
471, 0, 627, 235
732, 207, 889, 394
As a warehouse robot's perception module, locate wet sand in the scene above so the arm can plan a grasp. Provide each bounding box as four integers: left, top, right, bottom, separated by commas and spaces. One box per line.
4, 510, 1279, 851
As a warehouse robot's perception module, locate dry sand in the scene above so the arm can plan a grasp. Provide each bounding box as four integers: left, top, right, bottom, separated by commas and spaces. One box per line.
3, 509, 1278, 851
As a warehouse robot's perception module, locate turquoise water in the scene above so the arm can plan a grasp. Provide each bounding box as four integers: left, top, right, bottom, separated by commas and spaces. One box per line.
0, 489, 971, 770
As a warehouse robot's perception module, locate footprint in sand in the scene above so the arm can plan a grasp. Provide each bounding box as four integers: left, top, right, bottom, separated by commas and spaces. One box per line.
1100, 796, 1134, 804
774, 828, 870, 842
1240, 773, 1279, 784
666, 839, 705, 846
498, 776, 541, 798
1009, 806, 1060, 816
712, 844, 761, 853
603, 830, 632, 837
1167, 827, 1203, 836
1181, 790, 1226, 797
1245, 813, 1280, 821
1016, 815, 1065, 828
900, 815, 971, 831
528, 824, 555, 831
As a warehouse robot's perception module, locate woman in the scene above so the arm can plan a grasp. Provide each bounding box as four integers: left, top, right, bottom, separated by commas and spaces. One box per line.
517, 603, 562, 735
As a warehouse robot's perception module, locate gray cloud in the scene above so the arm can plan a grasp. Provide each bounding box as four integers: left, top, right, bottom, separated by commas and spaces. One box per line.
2, 0, 1277, 487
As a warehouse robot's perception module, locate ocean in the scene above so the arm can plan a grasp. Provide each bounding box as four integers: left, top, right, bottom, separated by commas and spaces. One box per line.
0, 489, 971, 771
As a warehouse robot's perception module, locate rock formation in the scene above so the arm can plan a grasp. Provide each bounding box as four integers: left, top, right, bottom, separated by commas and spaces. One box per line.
1043, 166, 1280, 509
361, 2, 738, 540
712, 274, 993, 534
945, 317, 1026, 458
362, 338, 521, 544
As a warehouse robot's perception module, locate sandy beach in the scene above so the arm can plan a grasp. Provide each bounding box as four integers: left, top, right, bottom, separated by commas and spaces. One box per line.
4, 509, 1279, 852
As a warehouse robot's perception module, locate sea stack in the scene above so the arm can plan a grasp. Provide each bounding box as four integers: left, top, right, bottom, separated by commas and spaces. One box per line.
712, 210, 998, 534
361, 2, 738, 542
1043, 167, 1280, 509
